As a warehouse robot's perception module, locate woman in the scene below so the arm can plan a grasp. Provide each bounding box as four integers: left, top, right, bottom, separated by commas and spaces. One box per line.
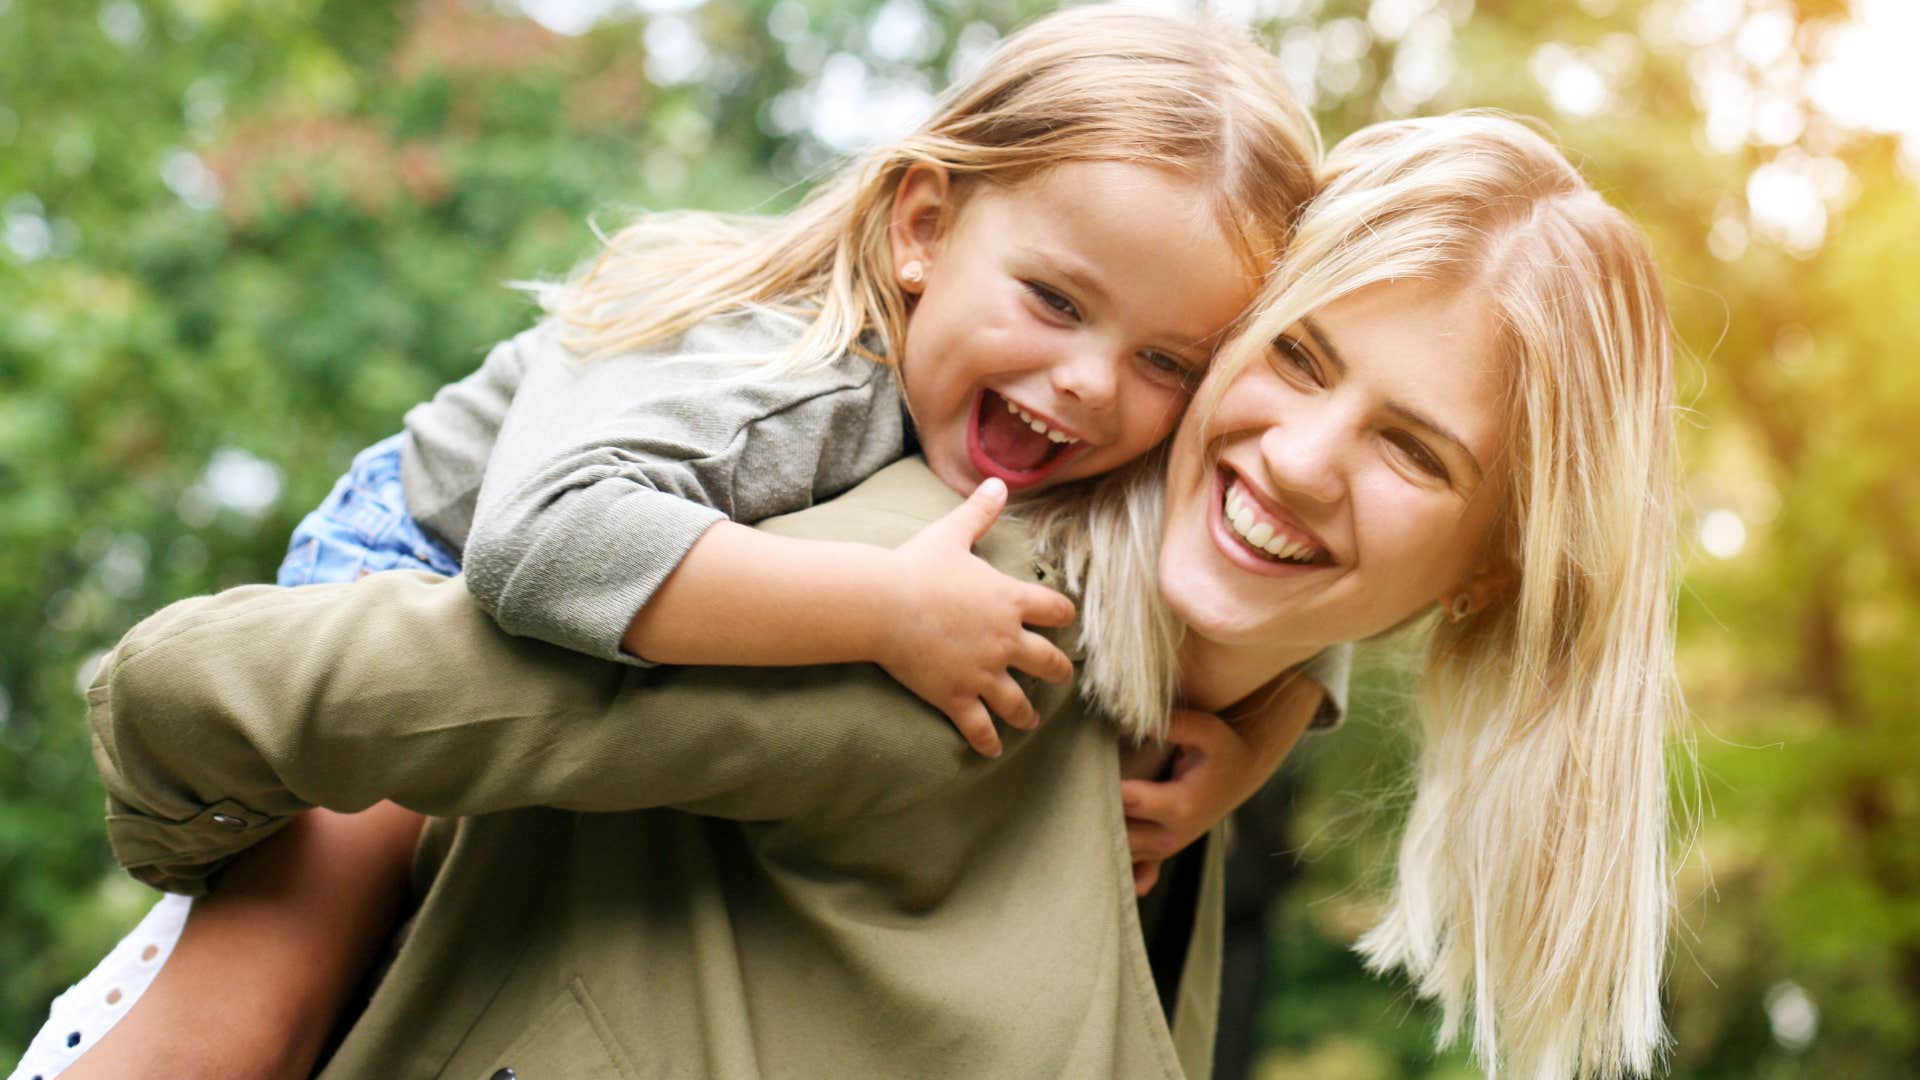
69, 112, 1680, 1080
1056, 112, 1683, 1078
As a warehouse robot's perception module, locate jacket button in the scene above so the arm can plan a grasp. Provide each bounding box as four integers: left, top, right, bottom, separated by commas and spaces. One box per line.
210, 813, 248, 830
490, 1070, 517, 1080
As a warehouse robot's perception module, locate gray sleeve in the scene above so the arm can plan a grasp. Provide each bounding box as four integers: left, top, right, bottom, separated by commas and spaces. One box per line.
462, 322, 907, 665
1297, 642, 1353, 731
399, 332, 531, 554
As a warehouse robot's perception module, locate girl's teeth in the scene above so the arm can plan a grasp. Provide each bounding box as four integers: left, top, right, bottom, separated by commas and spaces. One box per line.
1004, 399, 1078, 445
1245, 521, 1274, 548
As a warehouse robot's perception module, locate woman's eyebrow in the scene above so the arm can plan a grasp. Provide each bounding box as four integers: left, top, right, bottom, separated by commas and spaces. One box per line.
1386, 404, 1485, 485
1299, 316, 1347, 375
1298, 316, 1486, 486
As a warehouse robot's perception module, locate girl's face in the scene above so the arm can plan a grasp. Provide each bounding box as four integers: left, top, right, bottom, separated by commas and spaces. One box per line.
890, 161, 1253, 495
1158, 279, 1513, 655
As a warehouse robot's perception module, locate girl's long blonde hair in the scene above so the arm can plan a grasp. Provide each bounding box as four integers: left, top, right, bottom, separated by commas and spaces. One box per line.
542, 4, 1319, 372
1046, 112, 1686, 1077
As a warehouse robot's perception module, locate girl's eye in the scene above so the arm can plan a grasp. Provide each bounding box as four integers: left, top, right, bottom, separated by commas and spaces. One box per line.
1271, 335, 1323, 387
1139, 350, 1204, 391
1024, 281, 1080, 320
1387, 431, 1451, 483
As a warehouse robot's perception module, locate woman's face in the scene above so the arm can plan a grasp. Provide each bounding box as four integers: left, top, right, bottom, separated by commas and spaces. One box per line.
1158, 278, 1511, 655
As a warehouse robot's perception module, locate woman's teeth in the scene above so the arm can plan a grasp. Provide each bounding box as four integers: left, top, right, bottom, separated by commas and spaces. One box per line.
1006, 399, 1078, 444
1224, 481, 1318, 564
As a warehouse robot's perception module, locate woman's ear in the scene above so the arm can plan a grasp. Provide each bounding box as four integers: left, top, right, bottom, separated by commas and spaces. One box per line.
1440, 558, 1516, 621
889, 162, 951, 296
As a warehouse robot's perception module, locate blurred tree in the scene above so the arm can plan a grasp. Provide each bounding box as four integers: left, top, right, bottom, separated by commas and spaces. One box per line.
2, 0, 1915, 1075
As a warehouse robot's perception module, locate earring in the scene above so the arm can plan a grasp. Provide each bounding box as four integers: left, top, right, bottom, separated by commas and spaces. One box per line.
1448, 593, 1473, 622
899, 260, 926, 286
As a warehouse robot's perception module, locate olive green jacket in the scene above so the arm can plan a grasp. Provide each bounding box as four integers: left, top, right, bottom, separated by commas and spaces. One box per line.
88, 459, 1226, 1079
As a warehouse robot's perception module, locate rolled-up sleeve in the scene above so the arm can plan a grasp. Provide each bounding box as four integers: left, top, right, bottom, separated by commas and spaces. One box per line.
459, 320, 906, 665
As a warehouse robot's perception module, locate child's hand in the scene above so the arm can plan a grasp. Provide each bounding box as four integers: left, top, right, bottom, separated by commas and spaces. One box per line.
1122, 675, 1325, 895
1121, 708, 1263, 895
880, 478, 1076, 757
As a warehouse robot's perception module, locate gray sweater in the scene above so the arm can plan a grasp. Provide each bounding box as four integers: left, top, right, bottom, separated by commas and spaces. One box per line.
401, 308, 910, 664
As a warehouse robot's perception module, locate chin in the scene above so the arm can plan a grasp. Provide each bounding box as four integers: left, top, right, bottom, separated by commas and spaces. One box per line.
1158, 545, 1261, 646
921, 448, 981, 499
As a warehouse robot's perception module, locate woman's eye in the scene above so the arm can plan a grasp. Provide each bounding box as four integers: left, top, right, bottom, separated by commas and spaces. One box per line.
1388, 432, 1450, 483
1139, 350, 1203, 391
1024, 282, 1080, 320
1272, 336, 1323, 386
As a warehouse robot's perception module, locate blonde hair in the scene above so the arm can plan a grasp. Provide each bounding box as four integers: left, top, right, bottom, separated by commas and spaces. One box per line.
540, 4, 1318, 372
1044, 112, 1686, 1076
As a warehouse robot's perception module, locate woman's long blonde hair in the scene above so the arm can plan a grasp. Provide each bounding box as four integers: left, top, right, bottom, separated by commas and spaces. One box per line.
541, 4, 1318, 371
1046, 112, 1686, 1077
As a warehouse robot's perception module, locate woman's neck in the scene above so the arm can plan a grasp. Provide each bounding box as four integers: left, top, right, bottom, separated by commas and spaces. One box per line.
1176, 634, 1317, 714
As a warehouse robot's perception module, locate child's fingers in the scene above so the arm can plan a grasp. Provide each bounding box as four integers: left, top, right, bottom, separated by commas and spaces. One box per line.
1162, 708, 1234, 758
1125, 819, 1180, 863
1119, 778, 1188, 828
980, 675, 1039, 732
1133, 859, 1163, 896
932, 478, 1008, 547
1016, 583, 1076, 628
1010, 632, 1073, 685
949, 700, 1003, 758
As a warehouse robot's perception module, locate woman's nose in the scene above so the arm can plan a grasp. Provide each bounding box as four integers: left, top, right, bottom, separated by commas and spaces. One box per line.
1257, 408, 1346, 506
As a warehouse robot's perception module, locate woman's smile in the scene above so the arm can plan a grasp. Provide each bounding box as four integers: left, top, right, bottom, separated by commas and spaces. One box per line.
1209, 463, 1335, 573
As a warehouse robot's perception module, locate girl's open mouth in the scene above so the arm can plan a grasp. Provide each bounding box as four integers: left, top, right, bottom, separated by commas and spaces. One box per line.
966, 389, 1087, 488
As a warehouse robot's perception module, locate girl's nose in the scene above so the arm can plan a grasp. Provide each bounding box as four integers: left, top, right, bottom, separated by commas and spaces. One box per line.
1256, 408, 1346, 507
1050, 345, 1119, 417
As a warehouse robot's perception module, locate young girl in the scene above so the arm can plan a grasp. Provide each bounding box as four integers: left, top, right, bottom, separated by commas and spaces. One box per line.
72, 112, 1684, 1079
286, 0, 1323, 757
19, 6, 1331, 1077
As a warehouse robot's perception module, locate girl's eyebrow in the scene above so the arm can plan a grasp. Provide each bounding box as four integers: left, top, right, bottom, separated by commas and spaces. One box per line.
1021, 244, 1110, 305
1026, 248, 1216, 355
1297, 316, 1486, 486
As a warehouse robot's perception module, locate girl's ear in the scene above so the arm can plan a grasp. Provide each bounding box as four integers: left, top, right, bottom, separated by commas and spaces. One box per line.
889, 162, 951, 296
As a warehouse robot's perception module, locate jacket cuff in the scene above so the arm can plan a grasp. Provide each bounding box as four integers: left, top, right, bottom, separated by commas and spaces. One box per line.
104, 796, 286, 896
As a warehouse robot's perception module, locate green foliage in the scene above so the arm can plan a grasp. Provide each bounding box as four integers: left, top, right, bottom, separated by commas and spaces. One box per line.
4, 0, 1916, 1075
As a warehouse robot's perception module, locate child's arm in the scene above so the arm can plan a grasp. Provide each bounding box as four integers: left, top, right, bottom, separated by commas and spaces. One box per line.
452, 328, 1074, 757
624, 477, 1075, 757
63, 803, 422, 1080
1120, 671, 1326, 896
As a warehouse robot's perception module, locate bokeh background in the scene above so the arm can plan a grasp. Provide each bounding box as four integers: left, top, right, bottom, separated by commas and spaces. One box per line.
3, 0, 1915, 1075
